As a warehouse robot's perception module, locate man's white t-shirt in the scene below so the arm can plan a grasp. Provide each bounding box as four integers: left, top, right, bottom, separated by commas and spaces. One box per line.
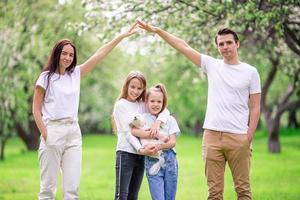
201, 54, 261, 134
35, 66, 81, 124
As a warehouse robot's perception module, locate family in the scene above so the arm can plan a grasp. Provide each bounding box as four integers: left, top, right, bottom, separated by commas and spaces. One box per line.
32, 19, 261, 200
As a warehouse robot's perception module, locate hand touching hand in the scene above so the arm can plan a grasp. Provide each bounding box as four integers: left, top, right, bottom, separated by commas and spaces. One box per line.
120, 22, 138, 38
136, 19, 158, 33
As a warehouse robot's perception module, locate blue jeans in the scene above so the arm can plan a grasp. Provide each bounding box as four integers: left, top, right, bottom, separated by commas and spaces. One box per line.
115, 151, 145, 200
145, 150, 178, 200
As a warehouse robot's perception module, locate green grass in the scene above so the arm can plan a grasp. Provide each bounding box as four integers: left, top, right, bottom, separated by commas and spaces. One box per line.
1, 129, 300, 200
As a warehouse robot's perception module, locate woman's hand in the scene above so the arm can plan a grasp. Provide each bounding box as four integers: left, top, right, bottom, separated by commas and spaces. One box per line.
136, 19, 158, 33
41, 131, 47, 142
120, 22, 138, 38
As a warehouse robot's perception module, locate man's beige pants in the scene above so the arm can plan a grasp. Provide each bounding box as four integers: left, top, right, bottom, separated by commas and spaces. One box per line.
202, 130, 252, 200
38, 119, 82, 200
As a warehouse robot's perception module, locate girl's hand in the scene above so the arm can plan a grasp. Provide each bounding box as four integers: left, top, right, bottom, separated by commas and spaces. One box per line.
149, 121, 160, 138
139, 146, 158, 156
136, 19, 158, 33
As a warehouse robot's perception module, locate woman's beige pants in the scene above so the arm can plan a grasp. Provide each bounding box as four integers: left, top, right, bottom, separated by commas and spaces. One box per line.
38, 119, 82, 200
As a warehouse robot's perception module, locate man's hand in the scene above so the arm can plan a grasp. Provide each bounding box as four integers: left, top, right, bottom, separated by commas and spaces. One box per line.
136, 19, 158, 33
247, 131, 253, 143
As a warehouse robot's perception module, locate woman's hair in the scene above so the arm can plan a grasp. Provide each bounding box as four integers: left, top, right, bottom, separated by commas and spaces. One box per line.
146, 83, 168, 114
118, 71, 147, 102
43, 39, 77, 92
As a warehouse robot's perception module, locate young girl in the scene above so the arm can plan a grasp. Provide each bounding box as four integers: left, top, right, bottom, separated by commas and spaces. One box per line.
132, 84, 180, 200
112, 71, 170, 200
32, 24, 136, 199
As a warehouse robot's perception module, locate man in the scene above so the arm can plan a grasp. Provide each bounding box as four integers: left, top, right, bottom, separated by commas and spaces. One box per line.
137, 19, 261, 200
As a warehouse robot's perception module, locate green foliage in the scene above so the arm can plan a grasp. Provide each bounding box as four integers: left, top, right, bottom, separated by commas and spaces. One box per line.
1, 131, 300, 199
81, 0, 300, 131
0, 0, 105, 152
1, 0, 299, 156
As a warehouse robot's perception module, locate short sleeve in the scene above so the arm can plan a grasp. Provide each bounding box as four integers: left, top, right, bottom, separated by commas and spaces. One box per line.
113, 101, 131, 133
157, 108, 170, 124
36, 71, 48, 90
74, 66, 81, 80
168, 116, 180, 137
200, 54, 218, 74
250, 69, 261, 94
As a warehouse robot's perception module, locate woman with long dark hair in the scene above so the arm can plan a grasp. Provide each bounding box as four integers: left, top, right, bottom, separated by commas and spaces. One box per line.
32, 23, 136, 200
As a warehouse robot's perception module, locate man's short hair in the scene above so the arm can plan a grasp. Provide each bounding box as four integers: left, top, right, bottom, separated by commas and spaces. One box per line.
215, 28, 239, 45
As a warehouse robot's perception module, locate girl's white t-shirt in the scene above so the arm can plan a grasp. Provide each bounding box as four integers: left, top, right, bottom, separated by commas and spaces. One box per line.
113, 98, 170, 154
35, 66, 81, 124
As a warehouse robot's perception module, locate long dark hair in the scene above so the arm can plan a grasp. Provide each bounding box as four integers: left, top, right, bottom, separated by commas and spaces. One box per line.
43, 39, 77, 92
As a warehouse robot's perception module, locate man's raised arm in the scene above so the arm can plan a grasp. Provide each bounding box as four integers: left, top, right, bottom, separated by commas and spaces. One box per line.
137, 19, 201, 67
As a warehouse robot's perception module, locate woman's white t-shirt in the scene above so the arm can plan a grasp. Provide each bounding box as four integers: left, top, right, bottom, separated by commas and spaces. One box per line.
35, 66, 81, 124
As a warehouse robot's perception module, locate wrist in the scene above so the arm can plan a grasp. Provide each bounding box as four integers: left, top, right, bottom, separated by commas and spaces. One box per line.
157, 144, 162, 151
154, 27, 160, 34
138, 147, 145, 154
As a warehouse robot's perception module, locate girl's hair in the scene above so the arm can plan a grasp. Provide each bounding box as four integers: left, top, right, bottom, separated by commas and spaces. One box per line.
146, 83, 168, 114
43, 39, 77, 92
112, 71, 147, 134
118, 71, 147, 102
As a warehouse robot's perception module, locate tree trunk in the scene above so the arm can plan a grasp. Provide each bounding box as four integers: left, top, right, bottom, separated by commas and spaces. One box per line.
268, 130, 281, 153
15, 120, 40, 151
288, 110, 299, 128
194, 119, 203, 137
0, 138, 7, 161
266, 118, 281, 153
1, 140, 5, 161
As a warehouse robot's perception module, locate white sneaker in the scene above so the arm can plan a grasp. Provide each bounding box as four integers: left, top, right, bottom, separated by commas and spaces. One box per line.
149, 157, 165, 175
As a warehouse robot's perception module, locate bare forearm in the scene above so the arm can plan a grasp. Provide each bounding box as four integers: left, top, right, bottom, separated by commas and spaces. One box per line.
157, 135, 176, 150
33, 111, 46, 136
131, 128, 152, 139
81, 34, 125, 77
158, 141, 175, 151
248, 108, 260, 137
156, 28, 190, 53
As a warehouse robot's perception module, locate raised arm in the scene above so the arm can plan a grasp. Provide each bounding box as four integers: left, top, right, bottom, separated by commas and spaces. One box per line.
32, 86, 47, 141
137, 19, 201, 67
247, 93, 261, 142
80, 23, 137, 78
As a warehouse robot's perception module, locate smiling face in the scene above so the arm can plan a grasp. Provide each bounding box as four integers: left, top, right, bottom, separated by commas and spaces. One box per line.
146, 90, 164, 116
126, 78, 145, 102
216, 34, 240, 61
58, 44, 74, 72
